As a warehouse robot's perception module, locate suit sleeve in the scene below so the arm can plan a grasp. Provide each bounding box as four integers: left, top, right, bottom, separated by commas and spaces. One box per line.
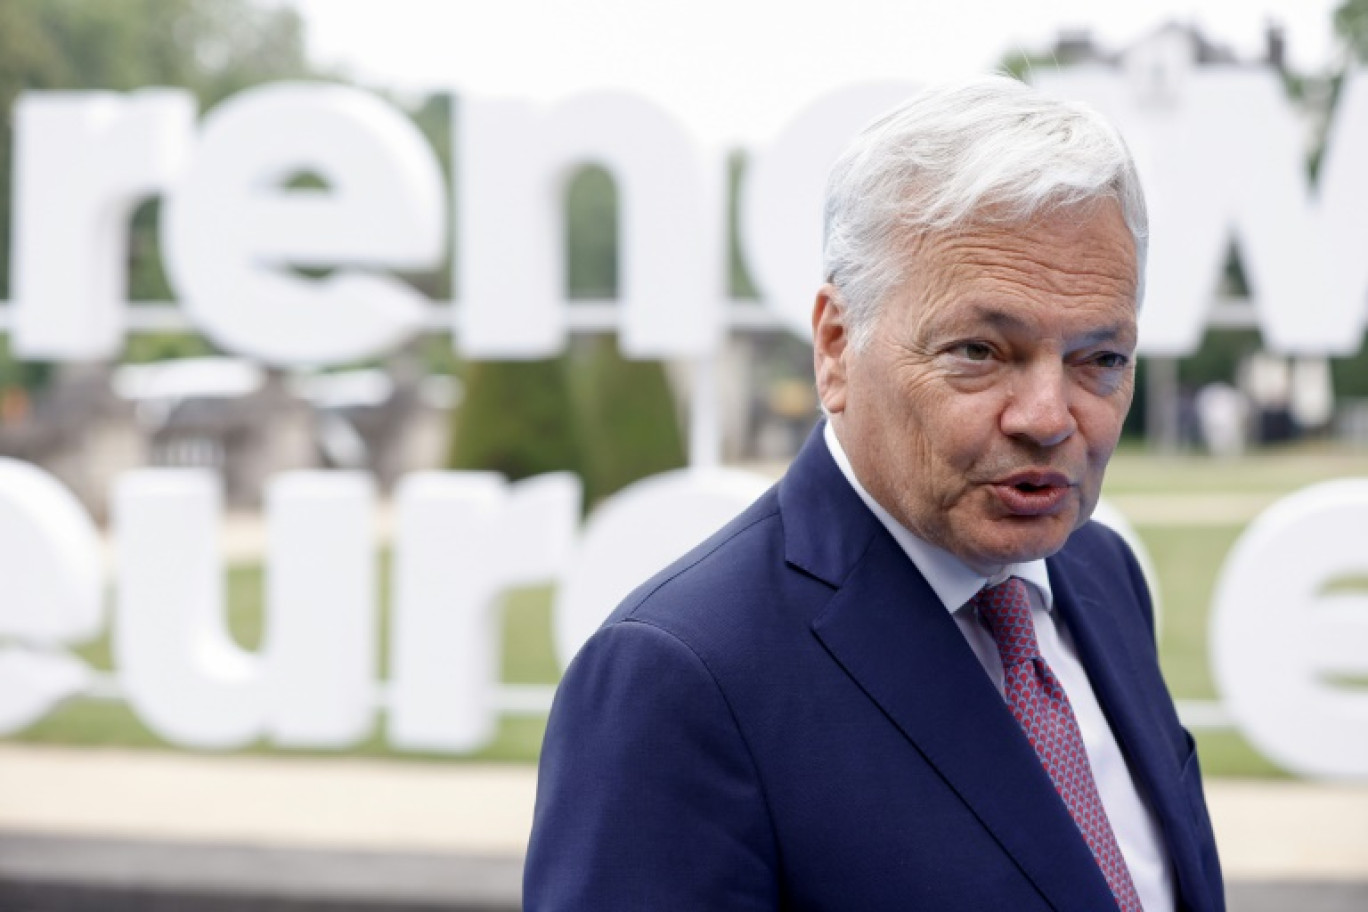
524, 618, 780, 910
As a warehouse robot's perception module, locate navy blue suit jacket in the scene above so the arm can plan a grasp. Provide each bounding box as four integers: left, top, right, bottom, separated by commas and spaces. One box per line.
525, 427, 1224, 911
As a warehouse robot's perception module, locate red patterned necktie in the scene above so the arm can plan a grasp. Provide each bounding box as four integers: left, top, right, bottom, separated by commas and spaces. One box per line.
973, 577, 1143, 912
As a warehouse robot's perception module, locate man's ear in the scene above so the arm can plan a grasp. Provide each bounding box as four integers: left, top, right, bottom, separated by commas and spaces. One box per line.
812, 284, 850, 415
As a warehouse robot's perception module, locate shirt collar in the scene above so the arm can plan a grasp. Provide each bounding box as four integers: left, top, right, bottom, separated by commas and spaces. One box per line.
822, 422, 1054, 615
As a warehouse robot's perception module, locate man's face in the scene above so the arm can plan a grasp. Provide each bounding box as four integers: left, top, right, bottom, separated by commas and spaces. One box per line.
813, 200, 1138, 576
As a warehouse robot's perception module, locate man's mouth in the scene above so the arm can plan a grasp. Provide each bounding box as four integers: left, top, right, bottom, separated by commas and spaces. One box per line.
992, 471, 1073, 515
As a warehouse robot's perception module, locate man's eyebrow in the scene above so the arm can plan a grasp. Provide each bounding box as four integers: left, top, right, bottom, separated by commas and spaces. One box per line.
972, 308, 1031, 333
967, 307, 1134, 345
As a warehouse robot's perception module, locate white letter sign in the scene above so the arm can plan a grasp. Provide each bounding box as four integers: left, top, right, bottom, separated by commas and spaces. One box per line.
1038, 57, 1368, 356
114, 470, 264, 749
1212, 480, 1368, 779
162, 83, 446, 367
389, 471, 580, 752
458, 92, 723, 358
0, 460, 103, 733
11, 89, 194, 359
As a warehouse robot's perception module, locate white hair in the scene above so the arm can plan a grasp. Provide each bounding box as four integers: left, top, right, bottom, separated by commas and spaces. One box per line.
823, 75, 1148, 349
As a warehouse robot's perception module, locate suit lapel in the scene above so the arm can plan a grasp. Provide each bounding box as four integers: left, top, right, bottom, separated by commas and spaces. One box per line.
1049, 550, 1216, 912
810, 534, 1118, 912
780, 428, 1116, 912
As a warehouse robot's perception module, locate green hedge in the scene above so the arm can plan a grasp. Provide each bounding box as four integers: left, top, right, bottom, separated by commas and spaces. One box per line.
449, 340, 686, 506
448, 356, 585, 483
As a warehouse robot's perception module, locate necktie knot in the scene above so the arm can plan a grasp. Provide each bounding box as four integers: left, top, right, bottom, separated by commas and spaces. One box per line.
971, 577, 1041, 668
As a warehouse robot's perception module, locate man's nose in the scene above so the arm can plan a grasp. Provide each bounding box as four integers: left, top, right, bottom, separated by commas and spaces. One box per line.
1001, 362, 1077, 447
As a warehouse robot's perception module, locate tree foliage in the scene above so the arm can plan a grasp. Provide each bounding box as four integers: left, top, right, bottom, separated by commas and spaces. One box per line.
12, 0, 310, 100
448, 356, 586, 482
572, 336, 685, 504
565, 165, 618, 299
450, 340, 687, 505
1336, 0, 1368, 62
727, 151, 759, 299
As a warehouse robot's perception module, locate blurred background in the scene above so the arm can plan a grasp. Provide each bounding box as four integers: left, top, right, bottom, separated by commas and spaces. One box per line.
0, 0, 1365, 909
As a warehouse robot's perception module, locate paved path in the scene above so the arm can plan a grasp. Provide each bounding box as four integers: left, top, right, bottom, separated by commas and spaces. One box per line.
1, 745, 1365, 883
0, 745, 534, 856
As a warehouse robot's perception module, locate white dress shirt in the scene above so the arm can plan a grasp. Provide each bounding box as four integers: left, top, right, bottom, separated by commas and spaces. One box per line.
824, 424, 1176, 911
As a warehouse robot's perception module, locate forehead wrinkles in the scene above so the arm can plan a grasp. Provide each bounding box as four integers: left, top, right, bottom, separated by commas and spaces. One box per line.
893, 211, 1137, 332
941, 240, 1135, 299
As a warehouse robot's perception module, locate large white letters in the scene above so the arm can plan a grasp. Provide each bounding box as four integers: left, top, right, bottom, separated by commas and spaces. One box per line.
389, 471, 580, 752
114, 469, 381, 750
11, 90, 194, 359
14, 70, 1368, 360
0, 460, 104, 733
1212, 480, 1368, 779
1039, 60, 1368, 355
1314, 70, 1368, 352
114, 470, 263, 749
458, 92, 724, 358
162, 83, 447, 367
263, 472, 377, 746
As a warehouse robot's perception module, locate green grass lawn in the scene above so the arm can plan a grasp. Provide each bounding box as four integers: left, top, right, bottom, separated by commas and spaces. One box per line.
1102, 441, 1367, 777
10, 440, 1366, 776
1104, 439, 1368, 494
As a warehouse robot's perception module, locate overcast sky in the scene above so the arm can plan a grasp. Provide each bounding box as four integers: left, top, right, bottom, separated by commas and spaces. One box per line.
284, 0, 1344, 146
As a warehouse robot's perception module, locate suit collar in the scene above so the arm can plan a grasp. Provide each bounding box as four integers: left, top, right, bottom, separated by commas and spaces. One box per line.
777, 423, 885, 588
808, 421, 1057, 613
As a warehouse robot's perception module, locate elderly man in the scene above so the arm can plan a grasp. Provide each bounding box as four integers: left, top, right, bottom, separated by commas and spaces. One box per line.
525, 76, 1224, 911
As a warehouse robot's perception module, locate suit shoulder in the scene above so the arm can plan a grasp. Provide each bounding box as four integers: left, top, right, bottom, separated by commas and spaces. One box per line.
590, 485, 815, 661
609, 486, 784, 616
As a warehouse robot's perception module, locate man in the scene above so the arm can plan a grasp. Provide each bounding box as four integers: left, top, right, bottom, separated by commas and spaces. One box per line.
525, 76, 1224, 911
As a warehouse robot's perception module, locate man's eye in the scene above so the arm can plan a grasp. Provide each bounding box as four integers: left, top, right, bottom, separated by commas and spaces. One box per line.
1093, 352, 1130, 369
952, 342, 993, 361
